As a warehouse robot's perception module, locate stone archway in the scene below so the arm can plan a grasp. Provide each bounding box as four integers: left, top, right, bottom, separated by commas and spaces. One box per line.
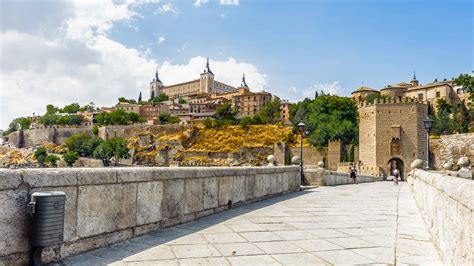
388, 158, 404, 181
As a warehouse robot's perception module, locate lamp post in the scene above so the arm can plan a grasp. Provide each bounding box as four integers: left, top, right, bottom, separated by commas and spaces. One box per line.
296, 121, 306, 186
423, 115, 434, 170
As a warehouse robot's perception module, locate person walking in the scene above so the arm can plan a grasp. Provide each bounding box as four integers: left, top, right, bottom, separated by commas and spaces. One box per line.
392, 167, 399, 185
350, 164, 358, 184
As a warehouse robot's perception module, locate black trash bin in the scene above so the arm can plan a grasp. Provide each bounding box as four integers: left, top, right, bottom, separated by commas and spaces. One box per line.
27, 191, 65, 266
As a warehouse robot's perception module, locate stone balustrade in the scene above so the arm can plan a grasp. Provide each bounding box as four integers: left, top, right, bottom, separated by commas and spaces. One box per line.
408, 169, 473, 265
0, 166, 300, 265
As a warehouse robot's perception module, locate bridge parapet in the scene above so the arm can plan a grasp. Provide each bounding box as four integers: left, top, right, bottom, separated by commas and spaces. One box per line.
0, 166, 300, 265
408, 169, 473, 265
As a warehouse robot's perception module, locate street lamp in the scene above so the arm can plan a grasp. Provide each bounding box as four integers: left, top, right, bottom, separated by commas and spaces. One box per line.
296, 121, 306, 186
423, 115, 434, 170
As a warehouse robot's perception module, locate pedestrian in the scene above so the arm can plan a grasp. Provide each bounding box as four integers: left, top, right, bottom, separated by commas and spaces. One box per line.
350, 164, 357, 184
393, 167, 399, 185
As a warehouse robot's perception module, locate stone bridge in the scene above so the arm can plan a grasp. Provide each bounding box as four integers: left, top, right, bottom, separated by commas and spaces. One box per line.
59, 182, 445, 265
1, 167, 472, 265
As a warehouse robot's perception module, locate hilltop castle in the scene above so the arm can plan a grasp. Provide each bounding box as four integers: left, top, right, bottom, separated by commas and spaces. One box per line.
149, 58, 238, 100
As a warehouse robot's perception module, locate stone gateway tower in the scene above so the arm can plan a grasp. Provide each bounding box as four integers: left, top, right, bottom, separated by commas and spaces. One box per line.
358, 98, 428, 179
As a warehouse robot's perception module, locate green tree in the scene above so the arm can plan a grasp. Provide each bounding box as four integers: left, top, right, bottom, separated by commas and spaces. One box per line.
178, 97, 187, 104
151, 93, 169, 103
61, 103, 81, 113
80, 102, 97, 112
291, 95, 358, 148
158, 113, 180, 124
63, 151, 79, 167
34, 147, 48, 166
261, 96, 281, 124
127, 112, 146, 124
203, 118, 214, 129
93, 137, 129, 166
454, 73, 474, 93
452, 100, 470, 133
66, 133, 103, 157
46, 104, 59, 115
433, 108, 453, 135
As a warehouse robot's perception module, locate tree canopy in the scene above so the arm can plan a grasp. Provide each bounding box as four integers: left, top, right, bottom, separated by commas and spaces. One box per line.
260, 96, 281, 124
150, 93, 169, 103
95, 109, 146, 126
289, 95, 359, 148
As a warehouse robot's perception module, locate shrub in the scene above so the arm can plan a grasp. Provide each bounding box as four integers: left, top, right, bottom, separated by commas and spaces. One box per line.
63, 151, 79, 167
34, 147, 48, 166
203, 118, 214, 129
159, 113, 180, 124
92, 125, 99, 135
66, 133, 103, 157
93, 137, 129, 166
45, 155, 60, 167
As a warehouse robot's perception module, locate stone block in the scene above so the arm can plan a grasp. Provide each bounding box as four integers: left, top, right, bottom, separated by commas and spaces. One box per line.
117, 168, 154, 182
162, 179, 185, 218
77, 168, 117, 185
22, 168, 77, 188
77, 183, 137, 237
0, 189, 29, 256
245, 175, 256, 200
275, 173, 283, 193
232, 176, 246, 204
218, 176, 233, 206
203, 177, 218, 210
0, 170, 22, 190
137, 181, 163, 225
30, 186, 78, 242
185, 178, 204, 214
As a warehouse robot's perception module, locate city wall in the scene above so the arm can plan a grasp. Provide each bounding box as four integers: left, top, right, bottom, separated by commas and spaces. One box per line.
8, 127, 92, 148
430, 133, 474, 170
0, 166, 300, 265
408, 169, 473, 265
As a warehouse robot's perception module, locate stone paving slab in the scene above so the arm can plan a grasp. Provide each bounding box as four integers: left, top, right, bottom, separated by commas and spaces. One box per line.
59, 182, 443, 265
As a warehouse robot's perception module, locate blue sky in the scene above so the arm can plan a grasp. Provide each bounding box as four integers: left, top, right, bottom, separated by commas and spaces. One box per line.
111, 0, 473, 96
0, 0, 472, 129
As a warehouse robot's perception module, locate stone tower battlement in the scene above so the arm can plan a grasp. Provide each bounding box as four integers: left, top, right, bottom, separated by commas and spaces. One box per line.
358, 96, 424, 108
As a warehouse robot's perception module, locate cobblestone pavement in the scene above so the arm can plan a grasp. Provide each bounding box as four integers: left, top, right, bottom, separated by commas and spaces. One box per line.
61, 182, 442, 265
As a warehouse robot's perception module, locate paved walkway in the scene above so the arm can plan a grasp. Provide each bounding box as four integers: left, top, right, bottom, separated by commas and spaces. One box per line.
62, 182, 442, 265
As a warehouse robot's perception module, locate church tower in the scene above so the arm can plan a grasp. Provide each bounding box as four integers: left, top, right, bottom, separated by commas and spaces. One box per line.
200, 58, 215, 93
411, 71, 419, 87
149, 68, 164, 100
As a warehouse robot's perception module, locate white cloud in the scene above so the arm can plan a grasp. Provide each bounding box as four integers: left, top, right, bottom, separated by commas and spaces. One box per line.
194, 0, 209, 7
0, 0, 266, 129
158, 36, 166, 44
156, 3, 179, 15
219, 0, 239, 6
303, 82, 342, 98
158, 57, 268, 93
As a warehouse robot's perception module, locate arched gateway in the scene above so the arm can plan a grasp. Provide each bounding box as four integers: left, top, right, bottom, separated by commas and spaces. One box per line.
388, 158, 404, 181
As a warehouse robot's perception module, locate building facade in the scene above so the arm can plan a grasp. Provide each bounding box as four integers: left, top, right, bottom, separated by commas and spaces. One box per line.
351, 73, 471, 110
358, 99, 428, 179
149, 58, 237, 100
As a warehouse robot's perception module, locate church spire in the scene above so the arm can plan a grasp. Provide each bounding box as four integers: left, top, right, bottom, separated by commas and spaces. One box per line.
155, 68, 161, 82
412, 70, 417, 80
204, 57, 213, 74
241, 73, 248, 87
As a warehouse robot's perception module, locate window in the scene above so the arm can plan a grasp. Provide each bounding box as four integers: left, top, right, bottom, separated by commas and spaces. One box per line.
436, 91, 440, 98
418, 93, 423, 100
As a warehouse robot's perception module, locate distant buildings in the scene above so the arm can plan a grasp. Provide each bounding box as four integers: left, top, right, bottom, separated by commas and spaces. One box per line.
351, 73, 471, 110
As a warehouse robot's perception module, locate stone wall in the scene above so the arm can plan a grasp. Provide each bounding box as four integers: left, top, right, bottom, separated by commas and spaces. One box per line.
430, 133, 474, 170
99, 124, 193, 140
0, 166, 300, 265
408, 170, 473, 265
303, 168, 376, 186
8, 127, 92, 148
289, 147, 327, 166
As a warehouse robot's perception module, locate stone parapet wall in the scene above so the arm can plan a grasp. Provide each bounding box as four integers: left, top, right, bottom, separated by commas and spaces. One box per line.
0, 166, 300, 265
408, 170, 473, 265
303, 168, 376, 186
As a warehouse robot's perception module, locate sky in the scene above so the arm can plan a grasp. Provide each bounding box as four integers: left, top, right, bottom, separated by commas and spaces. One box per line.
0, 0, 472, 129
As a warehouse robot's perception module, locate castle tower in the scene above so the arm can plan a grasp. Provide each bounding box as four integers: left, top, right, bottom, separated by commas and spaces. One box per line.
200, 57, 215, 94
149, 68, 164, 100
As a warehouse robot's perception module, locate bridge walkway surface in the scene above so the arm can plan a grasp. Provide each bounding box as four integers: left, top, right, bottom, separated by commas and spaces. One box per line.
59, 182, 442, 265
